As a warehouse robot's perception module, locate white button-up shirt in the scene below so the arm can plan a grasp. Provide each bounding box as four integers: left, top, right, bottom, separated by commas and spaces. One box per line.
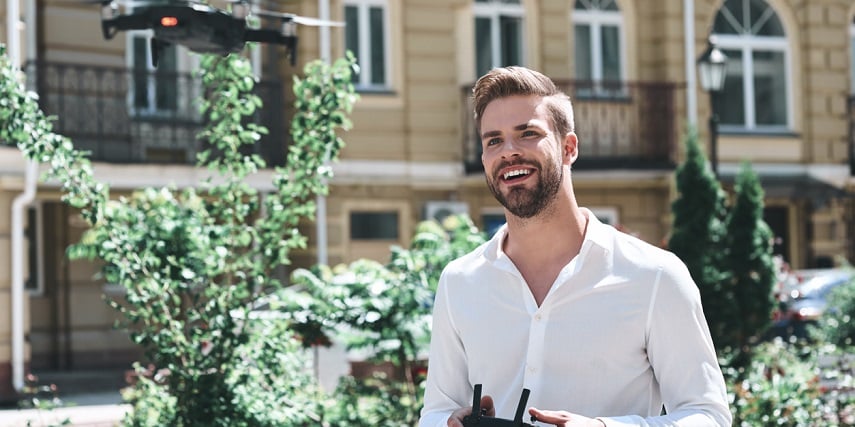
419, 212, 732, 427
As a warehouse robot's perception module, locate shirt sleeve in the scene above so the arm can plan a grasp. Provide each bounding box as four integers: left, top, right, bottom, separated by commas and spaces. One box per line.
419, 270, 472, 427
599, 255, 732, 427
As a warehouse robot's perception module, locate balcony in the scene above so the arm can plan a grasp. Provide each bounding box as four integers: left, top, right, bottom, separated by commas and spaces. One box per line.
19, 61, 288, 166
461, 80, 682, 173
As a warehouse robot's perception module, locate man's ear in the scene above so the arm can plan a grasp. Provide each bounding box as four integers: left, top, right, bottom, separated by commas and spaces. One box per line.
563, 132, 579, 165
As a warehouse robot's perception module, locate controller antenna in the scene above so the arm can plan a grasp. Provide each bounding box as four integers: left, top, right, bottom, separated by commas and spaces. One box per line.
471, 384, 483, 416
513, 389, 530, 424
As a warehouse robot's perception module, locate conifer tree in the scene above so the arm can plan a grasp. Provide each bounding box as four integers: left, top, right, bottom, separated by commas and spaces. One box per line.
669, 127, 737, 351
725, 162, 776, 350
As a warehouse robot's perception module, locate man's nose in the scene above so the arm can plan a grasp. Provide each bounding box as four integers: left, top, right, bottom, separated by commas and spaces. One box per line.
499, 137, 522, 158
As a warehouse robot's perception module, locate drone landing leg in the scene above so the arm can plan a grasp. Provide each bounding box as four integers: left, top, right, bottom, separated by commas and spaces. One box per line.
150, 38, 169, 68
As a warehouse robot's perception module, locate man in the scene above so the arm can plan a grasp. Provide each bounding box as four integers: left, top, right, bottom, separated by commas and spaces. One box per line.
418, 66, 732, 427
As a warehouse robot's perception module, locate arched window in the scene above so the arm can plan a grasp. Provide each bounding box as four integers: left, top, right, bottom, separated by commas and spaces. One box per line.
473, 0, 525, 77
712, 0, 790, 132
572, 0, 624, 83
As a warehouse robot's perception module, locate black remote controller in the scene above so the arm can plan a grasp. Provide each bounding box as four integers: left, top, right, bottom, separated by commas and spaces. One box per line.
461, 384, 536, 426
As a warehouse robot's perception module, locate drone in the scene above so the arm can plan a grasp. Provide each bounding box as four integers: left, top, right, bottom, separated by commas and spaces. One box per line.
93, 0, 343, 66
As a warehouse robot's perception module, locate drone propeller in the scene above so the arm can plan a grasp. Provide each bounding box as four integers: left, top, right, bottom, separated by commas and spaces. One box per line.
77, 0, 339, 67
252, 10, 344, 27
72, 0, 154, 7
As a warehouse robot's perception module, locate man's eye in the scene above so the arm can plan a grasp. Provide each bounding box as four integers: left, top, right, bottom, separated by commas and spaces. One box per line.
485, 138, 501, 146
522, 130, 538, 137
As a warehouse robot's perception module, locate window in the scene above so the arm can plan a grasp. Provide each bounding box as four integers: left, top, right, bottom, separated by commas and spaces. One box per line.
25, 204, 43, 294
481, 211, 506, 236
350, 211, 399, 240
129, 32, 178, 114
850, 20, 855, 94
473, 0, 524, 77
712, 0, 790, 132
573, 0, 624, 85
590, 207, 619, 226
345, 0, 390, 90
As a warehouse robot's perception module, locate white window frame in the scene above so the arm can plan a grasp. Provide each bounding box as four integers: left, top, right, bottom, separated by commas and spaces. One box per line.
712, 0, 792, 133
714, 33, 792, 133
125, 30, 199, 117
572, 0, 627, 84
472, 0, 526, 76
344, 0, 392, 91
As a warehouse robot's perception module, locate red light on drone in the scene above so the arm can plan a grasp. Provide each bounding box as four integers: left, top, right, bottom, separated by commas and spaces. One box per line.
160, 16, 179, 27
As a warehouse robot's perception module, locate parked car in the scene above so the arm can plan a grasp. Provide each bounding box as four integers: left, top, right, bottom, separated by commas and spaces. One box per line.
771, 268, 855, 339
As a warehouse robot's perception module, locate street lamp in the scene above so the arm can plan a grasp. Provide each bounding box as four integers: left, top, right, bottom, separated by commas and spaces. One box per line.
697, 36, 728, 178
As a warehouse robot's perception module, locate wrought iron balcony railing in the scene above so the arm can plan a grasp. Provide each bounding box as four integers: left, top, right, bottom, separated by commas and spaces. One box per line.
19, 61, 287, 166
461, 80, 682, 173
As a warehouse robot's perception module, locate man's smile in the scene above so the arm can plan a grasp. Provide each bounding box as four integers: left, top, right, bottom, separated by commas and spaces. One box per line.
502, 168, 532, 181
496, 165, 537, 184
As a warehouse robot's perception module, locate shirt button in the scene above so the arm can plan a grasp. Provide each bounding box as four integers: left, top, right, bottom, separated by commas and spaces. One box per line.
535, 314, 542, 321
527, 366, 536, 373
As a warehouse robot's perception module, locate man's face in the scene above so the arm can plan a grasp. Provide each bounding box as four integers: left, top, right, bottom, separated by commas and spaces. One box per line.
479, 95, 575, 218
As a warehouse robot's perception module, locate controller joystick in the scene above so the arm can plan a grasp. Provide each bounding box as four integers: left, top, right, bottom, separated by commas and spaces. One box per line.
461, 384, 536, 426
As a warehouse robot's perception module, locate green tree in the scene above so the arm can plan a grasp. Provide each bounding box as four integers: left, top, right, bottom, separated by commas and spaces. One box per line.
668, 127, 737, 352
275, 215, 487, 426
0, 46, 107, 223
724, 162, 776, 352
2, 41, 359, 425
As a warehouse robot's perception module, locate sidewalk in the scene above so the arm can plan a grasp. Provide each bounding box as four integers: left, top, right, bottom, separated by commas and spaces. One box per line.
0, 346, 350, 427
0, 402, 130, 427
0, 370, 130, 427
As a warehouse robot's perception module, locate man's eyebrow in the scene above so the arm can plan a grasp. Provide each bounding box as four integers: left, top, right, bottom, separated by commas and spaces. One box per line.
480, 130, 502, 140
480, 123, 536, 140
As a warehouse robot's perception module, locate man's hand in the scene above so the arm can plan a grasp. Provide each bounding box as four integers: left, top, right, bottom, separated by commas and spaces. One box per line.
529, 407, 607, 427
446, 395, 495, 427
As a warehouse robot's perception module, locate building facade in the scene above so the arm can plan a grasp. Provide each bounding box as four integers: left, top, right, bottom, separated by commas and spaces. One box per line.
0, 0, 853, 402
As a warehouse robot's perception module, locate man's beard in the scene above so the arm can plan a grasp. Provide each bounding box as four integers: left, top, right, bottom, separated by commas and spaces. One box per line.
487, 158, 563, 219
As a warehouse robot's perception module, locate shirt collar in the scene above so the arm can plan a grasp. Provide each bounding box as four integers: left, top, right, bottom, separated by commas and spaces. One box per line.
579, 207, 614, 255
484, 207, 615, 264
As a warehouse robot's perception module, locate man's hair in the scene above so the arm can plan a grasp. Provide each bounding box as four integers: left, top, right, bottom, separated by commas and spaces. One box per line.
472, 66, 575, 138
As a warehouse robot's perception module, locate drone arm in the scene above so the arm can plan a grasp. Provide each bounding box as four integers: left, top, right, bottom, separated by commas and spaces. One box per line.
102, 14, 152, 40
244, 29, 298, 65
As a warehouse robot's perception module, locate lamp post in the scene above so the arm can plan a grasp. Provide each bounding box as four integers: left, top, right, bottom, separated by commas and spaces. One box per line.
697, 36, 728, 178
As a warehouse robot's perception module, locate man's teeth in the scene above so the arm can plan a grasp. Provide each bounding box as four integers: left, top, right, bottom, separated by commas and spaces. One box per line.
503, 169, 530, 180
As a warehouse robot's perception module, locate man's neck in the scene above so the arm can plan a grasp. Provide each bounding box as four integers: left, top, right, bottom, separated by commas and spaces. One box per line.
503, 196, 588, 256
502, 202, 589, 305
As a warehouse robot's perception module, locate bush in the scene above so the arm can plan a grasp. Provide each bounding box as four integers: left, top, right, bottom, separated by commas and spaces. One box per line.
811, 269, 855, 347
274, 215, 486, 426
727, 340, 855, 426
